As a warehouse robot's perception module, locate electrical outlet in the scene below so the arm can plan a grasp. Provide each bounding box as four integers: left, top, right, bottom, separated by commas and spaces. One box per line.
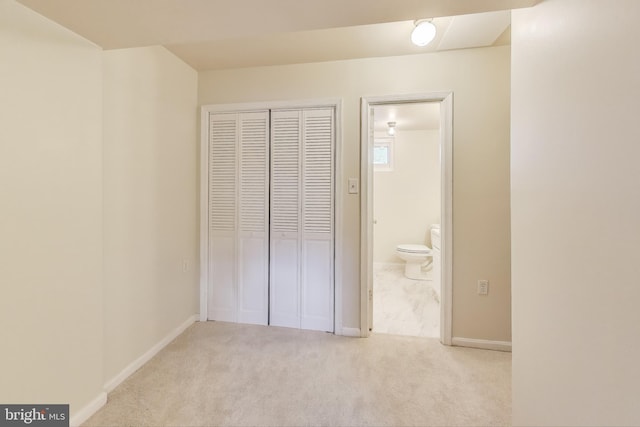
478, 280, 489, 295
182, 259, 189, 272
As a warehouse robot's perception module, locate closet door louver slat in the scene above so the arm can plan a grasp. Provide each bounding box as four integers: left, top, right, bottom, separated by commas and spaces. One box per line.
303, 113, 333, 235
209, 117, 237, 232
239, 116, 268, 233
271, 114, 300, 233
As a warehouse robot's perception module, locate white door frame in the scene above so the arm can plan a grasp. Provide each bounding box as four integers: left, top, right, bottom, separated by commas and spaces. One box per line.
360, 92, 453, 344
199, 98, 343, 334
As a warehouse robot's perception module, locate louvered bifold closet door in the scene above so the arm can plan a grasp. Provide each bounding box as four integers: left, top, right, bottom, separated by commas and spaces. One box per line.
301, 109, 334, 332
269, 108, 334, 332
269, 110, 301, 328
208, 113, 238, 322
237, 111, 269, 325
208, 111, 269, 325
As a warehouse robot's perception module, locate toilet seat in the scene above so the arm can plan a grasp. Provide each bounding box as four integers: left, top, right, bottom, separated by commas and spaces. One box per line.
397, 244, 431, 254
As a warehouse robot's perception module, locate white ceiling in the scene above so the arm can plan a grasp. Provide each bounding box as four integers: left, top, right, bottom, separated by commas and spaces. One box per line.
16, 0, 540, 71
168, 11, 511, 70
374, 103, 441, 133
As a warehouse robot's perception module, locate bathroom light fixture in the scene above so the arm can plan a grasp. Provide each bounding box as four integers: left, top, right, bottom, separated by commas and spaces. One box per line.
387, 121, 396, 136
411, 19, 436, 47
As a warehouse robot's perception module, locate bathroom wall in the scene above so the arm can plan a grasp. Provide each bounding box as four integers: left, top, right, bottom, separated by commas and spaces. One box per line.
373, 129, 440, 263
199, 45, 511, 342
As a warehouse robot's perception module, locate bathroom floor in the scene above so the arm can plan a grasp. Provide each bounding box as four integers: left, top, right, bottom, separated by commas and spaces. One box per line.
373, 263, 440, 338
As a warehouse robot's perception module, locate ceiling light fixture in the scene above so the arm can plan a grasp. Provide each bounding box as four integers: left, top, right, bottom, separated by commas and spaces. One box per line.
411, 19, 436, 47
387, 121, 396, 136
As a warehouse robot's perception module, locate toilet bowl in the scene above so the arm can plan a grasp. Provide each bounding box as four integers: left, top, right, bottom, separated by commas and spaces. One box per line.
396, 244, 432, 280
396, 224, 440, 280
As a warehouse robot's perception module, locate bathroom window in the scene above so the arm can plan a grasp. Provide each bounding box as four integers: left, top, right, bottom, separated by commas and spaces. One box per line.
374, 137, 394, 171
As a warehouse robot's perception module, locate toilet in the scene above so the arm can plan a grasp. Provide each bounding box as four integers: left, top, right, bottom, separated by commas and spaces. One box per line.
396, 224, 440, 280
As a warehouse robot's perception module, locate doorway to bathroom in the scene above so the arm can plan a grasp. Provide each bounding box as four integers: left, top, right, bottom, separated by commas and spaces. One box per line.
360, 93, 453, 344
372, 102, 440, 337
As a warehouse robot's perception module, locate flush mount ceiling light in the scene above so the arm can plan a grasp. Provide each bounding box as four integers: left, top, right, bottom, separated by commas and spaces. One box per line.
411, 19, 436, 47
387, 121, 396, 136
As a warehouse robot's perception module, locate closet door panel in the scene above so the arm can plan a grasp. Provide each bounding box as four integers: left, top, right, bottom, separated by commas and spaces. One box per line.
208, 113, 237, 321
301, 237, 333, 331
237, 234, 267, 324
208, 234, 236, 321
270, 111, 302, 328
269, 235, 299, 328
301, 109, 334, 332
237, 111, 269, 325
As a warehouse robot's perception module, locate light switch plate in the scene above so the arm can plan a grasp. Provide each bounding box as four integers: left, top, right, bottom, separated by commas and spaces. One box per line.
478, 280, 489, 295
348, 178, 359, 194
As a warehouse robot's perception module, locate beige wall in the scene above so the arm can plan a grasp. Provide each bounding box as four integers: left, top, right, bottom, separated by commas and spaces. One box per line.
512, 1, 640, 425
0, 1, 199, 419
373, 129, 440, 263
199, 46, 512, 341
102, 46, 199, 382
0, 0, 104, 413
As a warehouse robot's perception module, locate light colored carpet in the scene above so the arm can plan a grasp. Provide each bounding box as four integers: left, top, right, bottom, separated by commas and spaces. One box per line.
84, 322, 511, 426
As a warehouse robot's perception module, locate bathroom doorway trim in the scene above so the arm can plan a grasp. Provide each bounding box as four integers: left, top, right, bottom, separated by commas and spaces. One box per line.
360, 92, 453, 345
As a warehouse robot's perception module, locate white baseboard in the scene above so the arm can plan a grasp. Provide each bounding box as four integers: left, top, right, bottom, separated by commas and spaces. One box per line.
70, 392, 107, 427
452, 337, 512, 352
341, 327, 362, 337
104, 314, 198, 393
